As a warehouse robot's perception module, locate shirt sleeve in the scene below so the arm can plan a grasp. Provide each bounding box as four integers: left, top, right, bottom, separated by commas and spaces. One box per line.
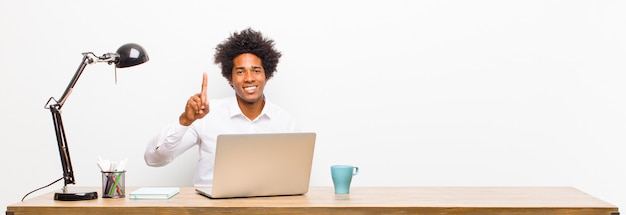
144, 120, 198, 167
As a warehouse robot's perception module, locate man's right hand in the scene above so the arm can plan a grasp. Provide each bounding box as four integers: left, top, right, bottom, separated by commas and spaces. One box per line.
180, 72, 209, 126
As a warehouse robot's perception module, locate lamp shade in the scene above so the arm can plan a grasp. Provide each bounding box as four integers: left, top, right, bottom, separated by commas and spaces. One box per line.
115, 43, 149, 68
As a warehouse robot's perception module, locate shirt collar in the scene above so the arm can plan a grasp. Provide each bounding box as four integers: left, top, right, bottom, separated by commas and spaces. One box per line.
228, 96, 272, 121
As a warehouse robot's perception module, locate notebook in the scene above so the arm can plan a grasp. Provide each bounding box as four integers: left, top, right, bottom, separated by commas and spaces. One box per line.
196, 132, 316, 199
130, 187, 180, 200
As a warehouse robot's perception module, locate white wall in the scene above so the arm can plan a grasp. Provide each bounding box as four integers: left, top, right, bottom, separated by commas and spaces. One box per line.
2, 0, 625, 211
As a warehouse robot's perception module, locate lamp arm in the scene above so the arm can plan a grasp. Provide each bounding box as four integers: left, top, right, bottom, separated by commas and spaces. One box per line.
55, 53, 93, 107
44, 53, 95, 190
49, 105, 74, 188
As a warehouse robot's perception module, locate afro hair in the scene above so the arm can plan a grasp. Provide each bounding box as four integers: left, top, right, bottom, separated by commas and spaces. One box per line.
214, 28, 282, 80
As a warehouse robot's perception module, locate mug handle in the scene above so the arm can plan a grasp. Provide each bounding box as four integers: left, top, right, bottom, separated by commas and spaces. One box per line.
353, 167, 359, 176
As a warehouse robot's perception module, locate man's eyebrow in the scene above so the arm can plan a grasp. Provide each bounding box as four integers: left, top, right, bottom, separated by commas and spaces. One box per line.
235, 66, 263, 69
234, 66, 263, 71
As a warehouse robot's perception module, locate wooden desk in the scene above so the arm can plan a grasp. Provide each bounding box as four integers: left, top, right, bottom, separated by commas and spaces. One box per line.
6, 186, 619, 215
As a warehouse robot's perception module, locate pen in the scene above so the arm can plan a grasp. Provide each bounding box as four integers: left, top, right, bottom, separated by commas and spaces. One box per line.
109, 172, 122, 196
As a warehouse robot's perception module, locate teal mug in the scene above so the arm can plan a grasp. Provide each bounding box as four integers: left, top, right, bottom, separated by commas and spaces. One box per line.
331, 165, 359, 194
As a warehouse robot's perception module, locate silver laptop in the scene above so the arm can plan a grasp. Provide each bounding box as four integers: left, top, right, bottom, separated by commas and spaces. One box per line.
196, 132, 316, 198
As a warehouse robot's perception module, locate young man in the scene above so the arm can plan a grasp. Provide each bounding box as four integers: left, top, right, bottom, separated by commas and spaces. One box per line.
144, 28, 297, 186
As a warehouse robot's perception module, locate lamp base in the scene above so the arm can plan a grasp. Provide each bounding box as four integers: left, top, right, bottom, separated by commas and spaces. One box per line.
54, 191, 98, 201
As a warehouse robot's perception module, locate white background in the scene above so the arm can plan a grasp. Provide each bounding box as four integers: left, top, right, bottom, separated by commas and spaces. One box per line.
1, 0, 625, 211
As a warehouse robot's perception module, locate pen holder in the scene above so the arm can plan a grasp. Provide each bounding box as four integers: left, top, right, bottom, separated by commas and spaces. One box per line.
101, 171, 126, 198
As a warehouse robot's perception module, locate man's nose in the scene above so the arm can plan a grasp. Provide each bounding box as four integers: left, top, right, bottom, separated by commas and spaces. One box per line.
246, 70, 258, 81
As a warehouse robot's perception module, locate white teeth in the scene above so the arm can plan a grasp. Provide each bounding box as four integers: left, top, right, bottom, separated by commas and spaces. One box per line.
244, 86, 256, 92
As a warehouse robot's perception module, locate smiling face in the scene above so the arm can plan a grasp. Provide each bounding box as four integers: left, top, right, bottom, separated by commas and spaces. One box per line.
229, 53, 267, 105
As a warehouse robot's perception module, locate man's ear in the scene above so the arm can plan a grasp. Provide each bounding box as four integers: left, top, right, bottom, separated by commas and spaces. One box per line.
228, 78, 234, 88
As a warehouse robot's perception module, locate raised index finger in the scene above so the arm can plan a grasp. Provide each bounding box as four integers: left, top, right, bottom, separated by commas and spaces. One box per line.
201, 72, 208, 95
201, 72, 208, 105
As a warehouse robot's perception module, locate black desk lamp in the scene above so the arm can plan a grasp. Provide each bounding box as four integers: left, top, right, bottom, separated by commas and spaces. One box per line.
43, 43, 149, 201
